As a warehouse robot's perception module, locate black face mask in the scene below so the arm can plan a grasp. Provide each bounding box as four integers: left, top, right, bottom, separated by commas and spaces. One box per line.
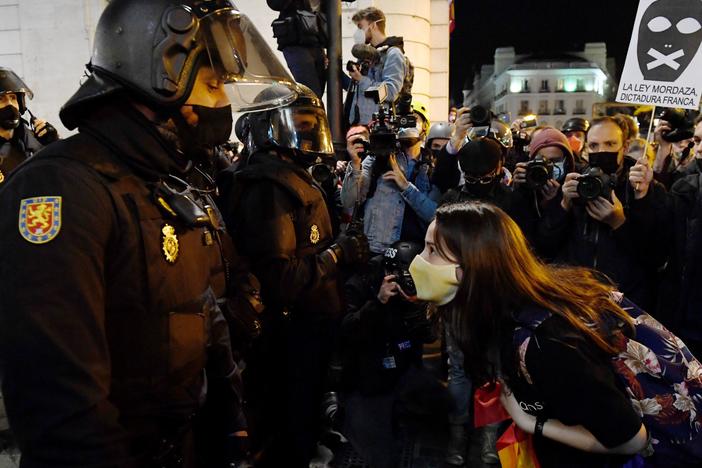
0, 105, 20, 131
184, 105, 233, 148
588, 151, 620, 175
463, 178, 499, 199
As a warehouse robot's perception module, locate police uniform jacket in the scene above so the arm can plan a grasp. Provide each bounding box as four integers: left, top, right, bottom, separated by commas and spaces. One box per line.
0, 102, 244, 467
0, 119, 43, 181
219, 151, 342, 320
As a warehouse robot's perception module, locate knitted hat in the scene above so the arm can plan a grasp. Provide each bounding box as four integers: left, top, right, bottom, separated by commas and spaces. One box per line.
529, 127, 573, 160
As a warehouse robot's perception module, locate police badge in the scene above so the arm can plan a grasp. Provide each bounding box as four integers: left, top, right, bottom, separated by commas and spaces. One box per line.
310, 224, 320, 245
161, 224, 179, 263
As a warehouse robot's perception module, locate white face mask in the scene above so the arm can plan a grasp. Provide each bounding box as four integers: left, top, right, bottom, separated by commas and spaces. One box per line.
353, 26, 367, 45
409, 255, 460, 306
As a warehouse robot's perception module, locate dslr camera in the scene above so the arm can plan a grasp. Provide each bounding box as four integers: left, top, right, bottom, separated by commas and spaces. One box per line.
382, 242, 420, 297
467, 105, 491, 127
524, 156, 554, 189
346, 59, 370, 76
577, 166, 615, 201
659, 108, 695, 143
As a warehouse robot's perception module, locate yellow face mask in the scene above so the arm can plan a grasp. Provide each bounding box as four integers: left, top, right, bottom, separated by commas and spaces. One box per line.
409, 254, 460, 306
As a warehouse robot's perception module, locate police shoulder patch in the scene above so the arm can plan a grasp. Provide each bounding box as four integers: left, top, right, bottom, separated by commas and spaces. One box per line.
19, 196, 62, 244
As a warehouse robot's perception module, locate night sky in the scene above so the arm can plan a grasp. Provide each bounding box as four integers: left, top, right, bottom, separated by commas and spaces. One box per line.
449, 0, 641, 105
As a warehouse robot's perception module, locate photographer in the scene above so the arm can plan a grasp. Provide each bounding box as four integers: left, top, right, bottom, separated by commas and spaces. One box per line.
0, 67, 59, 183
340, 241, 444, 468
513, 128, 573, 198
512, 128, 577, 260
431, 106, 513, 194
348, 7, 409, 126
340, 100, 440, 255
652, 109, 698, 189
548, 117, 667, 310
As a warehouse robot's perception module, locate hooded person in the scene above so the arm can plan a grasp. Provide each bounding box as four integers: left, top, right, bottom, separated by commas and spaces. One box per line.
0, 1, 298, 466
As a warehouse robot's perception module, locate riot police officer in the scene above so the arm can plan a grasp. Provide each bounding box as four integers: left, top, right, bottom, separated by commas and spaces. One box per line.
0, 1, 297, 466
218, 85, 369, 467
0, 67, 59, 183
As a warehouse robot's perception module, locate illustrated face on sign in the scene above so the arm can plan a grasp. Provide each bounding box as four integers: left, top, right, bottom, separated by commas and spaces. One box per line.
637, 0, 702, 82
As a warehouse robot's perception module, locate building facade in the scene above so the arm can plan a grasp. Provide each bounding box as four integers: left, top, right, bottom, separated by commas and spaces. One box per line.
465, 43, 613, 129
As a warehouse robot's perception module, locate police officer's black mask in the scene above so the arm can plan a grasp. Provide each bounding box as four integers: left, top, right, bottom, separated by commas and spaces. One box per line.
183, 105, 233, 148
0, 105, 20, 131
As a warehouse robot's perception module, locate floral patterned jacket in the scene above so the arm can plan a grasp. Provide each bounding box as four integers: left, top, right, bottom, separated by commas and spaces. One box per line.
514, 293, 702, 465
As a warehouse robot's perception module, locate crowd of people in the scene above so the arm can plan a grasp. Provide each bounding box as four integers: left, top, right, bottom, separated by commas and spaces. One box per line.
1, 1, 702, 468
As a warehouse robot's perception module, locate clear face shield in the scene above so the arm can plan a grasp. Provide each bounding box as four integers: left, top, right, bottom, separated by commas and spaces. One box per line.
200, 8, 297, 112
269, 106, 334, 156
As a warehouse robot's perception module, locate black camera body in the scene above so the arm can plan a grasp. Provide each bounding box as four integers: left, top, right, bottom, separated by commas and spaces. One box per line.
346, 59, 370, 76
382, 241, 421, 297
660, 108, 695, 143
525, 156, 554, 189
577, 166, 615, 201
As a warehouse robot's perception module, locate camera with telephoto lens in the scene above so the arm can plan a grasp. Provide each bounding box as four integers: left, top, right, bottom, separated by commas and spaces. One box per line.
347, 43, 380, 78
577, 166, 615, 201
659, 108, 695, 143
525, 156, 554, 189
468, 105, 491, 127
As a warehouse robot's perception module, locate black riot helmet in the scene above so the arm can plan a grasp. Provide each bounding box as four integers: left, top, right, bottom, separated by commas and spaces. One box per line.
239, 84, 334, 166
561, 117, 590, 134
60, 0, 297, 129
0, 67, 33, 115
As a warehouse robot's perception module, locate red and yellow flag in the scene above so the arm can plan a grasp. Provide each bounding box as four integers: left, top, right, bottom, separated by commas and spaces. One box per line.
496, 423, 541, 468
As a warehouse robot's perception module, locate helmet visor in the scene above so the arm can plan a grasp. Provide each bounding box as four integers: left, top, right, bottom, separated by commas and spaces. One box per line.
200, 8, 297, 112
0, 68, 33, 100
468, 120, 513, 149
269, 106, 334, 156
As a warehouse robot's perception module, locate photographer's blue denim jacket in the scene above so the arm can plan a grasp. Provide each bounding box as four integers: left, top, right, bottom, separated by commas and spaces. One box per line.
350, 46, 406, 125
341, 152, 440, 254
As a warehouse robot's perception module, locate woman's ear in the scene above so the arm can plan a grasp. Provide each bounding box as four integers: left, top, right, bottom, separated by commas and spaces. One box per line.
455, 266, 463, 282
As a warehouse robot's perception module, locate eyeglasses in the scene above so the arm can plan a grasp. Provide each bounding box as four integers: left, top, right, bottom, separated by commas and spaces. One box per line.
464, 172, 500, 185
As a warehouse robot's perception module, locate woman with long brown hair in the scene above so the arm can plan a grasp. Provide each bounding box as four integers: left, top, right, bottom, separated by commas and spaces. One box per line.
409, 201, 649, 467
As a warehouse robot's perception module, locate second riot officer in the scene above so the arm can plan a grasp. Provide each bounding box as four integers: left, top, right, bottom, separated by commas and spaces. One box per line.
0, 0, 299, 467
0, 67, 59, 183
218, 85, 369, 467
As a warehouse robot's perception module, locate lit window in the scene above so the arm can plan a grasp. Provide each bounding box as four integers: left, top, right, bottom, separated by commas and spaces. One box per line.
564, 78, 577, 92
510, 80, 523, 93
